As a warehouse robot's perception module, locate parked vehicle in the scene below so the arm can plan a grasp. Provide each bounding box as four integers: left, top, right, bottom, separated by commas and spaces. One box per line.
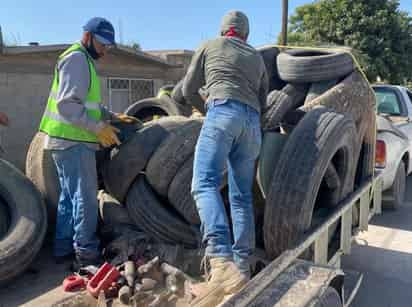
373, 84, 412, 208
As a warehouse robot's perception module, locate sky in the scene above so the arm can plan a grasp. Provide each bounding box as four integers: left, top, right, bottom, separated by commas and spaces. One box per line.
1, 1, 412, 51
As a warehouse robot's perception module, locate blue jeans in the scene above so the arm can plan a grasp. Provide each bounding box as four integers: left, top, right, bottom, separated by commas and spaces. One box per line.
191, 99, 262, 274
51, 144, 100, 258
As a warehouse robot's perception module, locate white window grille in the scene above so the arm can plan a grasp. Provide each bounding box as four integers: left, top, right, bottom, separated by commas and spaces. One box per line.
107, 77, 154, 111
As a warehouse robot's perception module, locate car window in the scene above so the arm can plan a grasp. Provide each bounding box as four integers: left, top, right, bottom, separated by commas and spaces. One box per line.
374, 88, 402, 115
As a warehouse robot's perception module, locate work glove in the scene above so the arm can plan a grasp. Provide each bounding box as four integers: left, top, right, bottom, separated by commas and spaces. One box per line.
96, 124, 121, 148
115, 113, 139, 124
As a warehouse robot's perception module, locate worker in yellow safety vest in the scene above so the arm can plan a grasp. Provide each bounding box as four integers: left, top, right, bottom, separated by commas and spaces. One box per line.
39, 17, 137, 270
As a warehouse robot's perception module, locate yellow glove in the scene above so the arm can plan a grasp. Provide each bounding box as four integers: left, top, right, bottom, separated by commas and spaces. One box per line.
96, 124, 121, 147
116, 113, 139, 124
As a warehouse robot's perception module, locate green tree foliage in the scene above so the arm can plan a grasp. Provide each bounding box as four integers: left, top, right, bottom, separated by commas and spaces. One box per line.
287, 0, 412, 84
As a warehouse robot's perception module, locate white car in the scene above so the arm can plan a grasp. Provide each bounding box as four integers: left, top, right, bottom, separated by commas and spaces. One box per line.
373, 85, 412, 208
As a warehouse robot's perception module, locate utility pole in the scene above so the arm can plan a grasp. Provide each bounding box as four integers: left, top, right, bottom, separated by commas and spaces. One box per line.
281, 0, 288, 45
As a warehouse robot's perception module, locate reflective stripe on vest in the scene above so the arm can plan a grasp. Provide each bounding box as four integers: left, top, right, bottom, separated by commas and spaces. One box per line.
39, 43, 102, 143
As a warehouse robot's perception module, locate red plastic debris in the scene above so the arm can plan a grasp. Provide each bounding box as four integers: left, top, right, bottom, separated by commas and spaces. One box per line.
87, 262, 120, 298
63, 275, 86, 292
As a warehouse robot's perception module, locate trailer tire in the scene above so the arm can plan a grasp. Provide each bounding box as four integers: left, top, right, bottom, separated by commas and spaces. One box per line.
26, 132, 59, 226
383, 161, 406, 210
314, 287, 343, 307
146, 119, 203, 196
264, 108, 357, 259
102, 116, 189, 202
277, 49, 354, 83
0, 159, 47, 285
126, 176, 198, 247
262, 84, 309, 131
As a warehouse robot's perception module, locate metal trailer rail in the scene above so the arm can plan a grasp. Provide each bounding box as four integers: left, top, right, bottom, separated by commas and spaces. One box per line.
223, 173, 383, 307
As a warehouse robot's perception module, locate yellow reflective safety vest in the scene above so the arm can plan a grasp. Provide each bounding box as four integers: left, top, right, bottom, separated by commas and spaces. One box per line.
39, 43, 102, 143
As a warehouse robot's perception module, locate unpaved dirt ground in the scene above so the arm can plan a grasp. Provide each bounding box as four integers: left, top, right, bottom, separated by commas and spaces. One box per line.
0, 243, 76, 307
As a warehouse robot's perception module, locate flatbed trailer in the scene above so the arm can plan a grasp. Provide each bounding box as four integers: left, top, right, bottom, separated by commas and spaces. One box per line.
222, 173, 383, 307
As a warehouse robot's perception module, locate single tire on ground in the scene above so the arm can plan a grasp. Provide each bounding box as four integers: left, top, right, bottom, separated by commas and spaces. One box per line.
126, 176, 198, 247
0, 159, 47, 285
124, 97, 181, 122
383, 161, 406, 210
146, 119, 203, 196
264, 108, 357, 259
277, 49, 354, 83
314, 287, 343, 307
102, 116, 189, 202
26, 132, 59, 225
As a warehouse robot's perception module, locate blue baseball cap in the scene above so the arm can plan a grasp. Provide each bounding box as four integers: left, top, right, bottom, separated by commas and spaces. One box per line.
83, 17, 116, 45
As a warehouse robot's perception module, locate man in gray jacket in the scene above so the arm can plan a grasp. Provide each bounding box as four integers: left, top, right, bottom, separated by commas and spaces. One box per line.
184, 11, 268, 306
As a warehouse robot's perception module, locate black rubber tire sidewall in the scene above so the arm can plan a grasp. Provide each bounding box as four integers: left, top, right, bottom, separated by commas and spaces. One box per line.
277, 49, 354, 83
264, 108, 357, 259
0, 159, 47, 285
126, 176, 198, 247
25, 132, 59, 226
262, 83, 309, 131
257, 45, 286, 91
102, 116, 189, 202
124, 97, 180, 122
146, 119, 203, 197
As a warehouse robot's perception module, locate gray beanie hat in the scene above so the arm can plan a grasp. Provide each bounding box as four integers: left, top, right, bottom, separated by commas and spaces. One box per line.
220, 10, 250, 39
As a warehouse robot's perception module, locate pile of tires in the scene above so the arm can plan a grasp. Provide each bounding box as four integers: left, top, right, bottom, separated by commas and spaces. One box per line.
0, 159, 47, 284
259, 47, 376, 259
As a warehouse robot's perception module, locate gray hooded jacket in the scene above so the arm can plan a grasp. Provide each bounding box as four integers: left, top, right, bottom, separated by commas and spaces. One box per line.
182, 11, 268, 113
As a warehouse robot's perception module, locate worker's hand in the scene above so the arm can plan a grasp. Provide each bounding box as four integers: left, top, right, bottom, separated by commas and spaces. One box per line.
0, 112, 9, 126
115, 113, 139, 124
96, 124, 121, 147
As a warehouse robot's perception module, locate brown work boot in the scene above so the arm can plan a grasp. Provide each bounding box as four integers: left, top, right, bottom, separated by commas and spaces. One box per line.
191, 257, 247, 307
